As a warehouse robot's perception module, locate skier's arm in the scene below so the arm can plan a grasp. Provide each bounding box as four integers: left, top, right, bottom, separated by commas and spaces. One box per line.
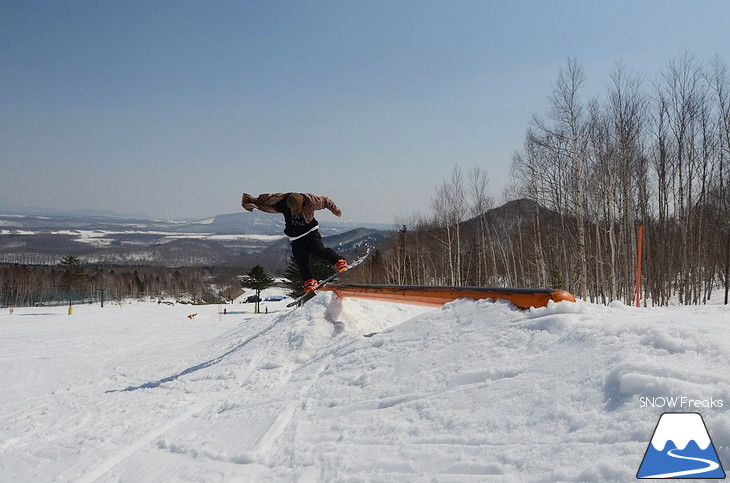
241, 193, 257, 212
324, 197, 342, 217
241, 193, 283, 214
307, 194, 342, 217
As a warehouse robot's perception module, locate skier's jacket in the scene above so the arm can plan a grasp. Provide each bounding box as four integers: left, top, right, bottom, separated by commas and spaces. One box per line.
241, 192, 342, 239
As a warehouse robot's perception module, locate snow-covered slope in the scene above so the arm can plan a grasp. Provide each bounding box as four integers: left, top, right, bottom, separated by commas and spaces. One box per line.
1, 296, 728, 481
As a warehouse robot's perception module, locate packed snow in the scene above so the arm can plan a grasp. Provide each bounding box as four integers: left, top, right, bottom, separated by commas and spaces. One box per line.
1, 292, 728, 482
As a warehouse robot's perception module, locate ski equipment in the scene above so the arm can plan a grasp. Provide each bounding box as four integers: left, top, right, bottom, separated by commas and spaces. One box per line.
303, 278, 319, 293
287, 249, 371, 308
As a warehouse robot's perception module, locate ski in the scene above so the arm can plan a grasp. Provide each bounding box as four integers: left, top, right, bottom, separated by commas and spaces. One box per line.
286, 249, 372, 308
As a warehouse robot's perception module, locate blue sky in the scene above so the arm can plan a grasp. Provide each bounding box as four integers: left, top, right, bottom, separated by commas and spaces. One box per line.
2, 1, 729, 224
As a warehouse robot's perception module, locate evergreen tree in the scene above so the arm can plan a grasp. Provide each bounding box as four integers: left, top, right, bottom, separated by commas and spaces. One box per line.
240, 265, 274, 313
58, 255, 88, 304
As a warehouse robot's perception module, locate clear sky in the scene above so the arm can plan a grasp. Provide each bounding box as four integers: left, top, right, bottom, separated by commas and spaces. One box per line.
2, 1, 729, 224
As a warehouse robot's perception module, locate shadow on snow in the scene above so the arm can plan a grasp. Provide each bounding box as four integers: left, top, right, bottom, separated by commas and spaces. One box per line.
106, 320, 279, 393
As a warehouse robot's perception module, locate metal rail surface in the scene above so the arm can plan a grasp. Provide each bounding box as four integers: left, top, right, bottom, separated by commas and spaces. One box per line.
318, 284, 575, 310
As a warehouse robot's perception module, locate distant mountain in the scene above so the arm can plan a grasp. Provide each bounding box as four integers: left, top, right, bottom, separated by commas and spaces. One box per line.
0, 210, 391, 270
0, 203, 149, 220
0, 199, 563, 271
0, 205, 392, 236
172, 212, 286, 235
194, 212, 392, 236
463, 198, 562, 232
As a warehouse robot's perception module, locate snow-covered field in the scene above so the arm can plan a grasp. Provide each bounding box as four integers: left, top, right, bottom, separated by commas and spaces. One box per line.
1, 293, 728, 482
0, 229, 286, 246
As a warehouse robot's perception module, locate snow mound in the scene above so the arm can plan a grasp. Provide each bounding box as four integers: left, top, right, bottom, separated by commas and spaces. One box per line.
1, 297, 728, 481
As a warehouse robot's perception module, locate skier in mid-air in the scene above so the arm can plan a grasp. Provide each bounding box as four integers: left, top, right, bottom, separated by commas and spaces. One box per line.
241, 192, 349, 293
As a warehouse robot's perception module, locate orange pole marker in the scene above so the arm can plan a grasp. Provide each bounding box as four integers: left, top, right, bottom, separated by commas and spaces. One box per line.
318, 284, 575, 310
635, 225, 643, 307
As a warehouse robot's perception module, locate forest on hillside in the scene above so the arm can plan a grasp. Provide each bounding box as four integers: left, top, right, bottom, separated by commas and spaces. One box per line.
368, 54, 729, 306
0, 258, 245, 307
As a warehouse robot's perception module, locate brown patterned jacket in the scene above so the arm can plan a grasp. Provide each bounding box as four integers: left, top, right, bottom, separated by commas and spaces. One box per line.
241, 192, 342, 223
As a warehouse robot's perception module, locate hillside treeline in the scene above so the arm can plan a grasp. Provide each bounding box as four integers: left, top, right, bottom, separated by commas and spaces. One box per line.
369, 54, 730, 306
0, 259, 244, 307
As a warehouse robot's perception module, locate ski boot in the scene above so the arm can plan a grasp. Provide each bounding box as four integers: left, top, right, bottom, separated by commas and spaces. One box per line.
334, 259, 350, 273
303, 278, 319, 293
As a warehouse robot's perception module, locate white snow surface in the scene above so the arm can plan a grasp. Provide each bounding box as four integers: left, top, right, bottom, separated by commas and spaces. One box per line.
1, 294, 729, 482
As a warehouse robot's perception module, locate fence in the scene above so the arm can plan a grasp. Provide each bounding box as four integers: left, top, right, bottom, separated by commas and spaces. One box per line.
1, 291, 99, 308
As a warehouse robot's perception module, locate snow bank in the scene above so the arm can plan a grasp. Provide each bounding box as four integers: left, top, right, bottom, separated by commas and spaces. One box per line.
0, 295, 728, 481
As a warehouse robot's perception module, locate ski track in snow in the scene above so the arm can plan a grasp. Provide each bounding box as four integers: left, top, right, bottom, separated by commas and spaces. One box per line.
78, 335, 275, 481
76, 401, 209, 483
1, 293, 729, 481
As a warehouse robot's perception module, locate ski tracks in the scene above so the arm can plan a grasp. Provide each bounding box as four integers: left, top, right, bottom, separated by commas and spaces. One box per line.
250, 359, 329, 465
75, 315, 337, 482
75, 402, 207, 483
75, 322, 277, 482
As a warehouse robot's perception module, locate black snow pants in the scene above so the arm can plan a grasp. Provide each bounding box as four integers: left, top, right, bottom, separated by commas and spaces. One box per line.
291, 230, 342, 281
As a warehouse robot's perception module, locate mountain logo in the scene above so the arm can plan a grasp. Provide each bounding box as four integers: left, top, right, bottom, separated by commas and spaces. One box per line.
637, 412, 726, 479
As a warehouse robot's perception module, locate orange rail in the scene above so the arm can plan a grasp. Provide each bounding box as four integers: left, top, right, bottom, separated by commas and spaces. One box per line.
318, 284, 575, 310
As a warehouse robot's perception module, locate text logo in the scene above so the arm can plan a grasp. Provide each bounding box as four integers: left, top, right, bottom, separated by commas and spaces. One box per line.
639, 396, 724, 409
637, 412, 725, 479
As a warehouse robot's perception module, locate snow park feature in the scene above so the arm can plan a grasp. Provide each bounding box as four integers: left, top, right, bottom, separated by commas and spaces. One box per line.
1, 292, 729, 481
318, 284, 576, 309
